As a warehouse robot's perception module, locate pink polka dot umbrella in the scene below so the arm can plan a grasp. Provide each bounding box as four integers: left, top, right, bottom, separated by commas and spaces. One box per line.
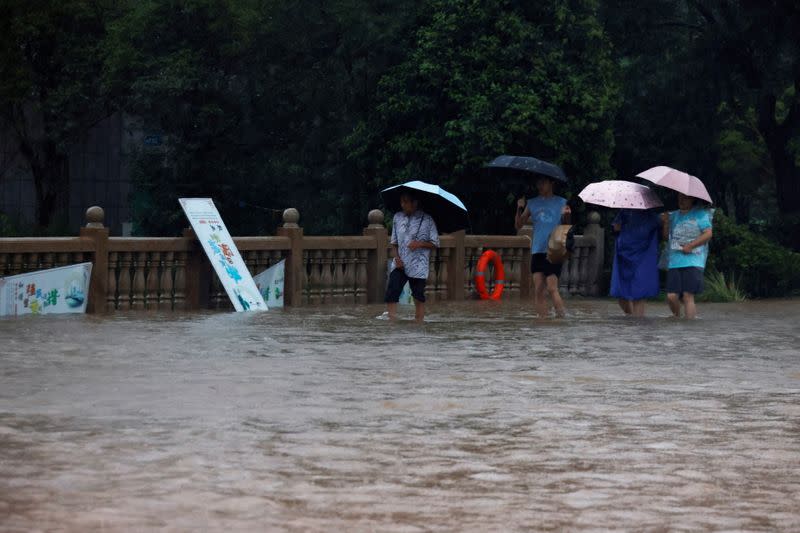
578, 180, 663, 210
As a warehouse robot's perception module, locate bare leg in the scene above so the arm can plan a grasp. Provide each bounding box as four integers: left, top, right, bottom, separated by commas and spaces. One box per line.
683, 292, 697, 319
533, 273, 548, 317
631, 299, 645, 317
547, 275, 566, 317
666, 293, 681, 317
618, 299, 633, 315
414, 300, 424, 323
387, 302, 398, 320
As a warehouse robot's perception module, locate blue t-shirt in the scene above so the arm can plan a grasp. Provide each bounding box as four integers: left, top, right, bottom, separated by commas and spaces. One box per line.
527, 195, 567, 254
667, 208, 713, 269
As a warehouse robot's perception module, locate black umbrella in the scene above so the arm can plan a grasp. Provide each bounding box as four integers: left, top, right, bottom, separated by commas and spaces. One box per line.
380, 180, 469, 234
485, 155, 568, 183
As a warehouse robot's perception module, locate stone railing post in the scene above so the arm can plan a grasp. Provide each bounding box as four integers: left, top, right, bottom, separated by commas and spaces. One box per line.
182, 227, 211, 310
79, 206, 109, 314
277, 208, 304, 306
447, 230, 465, 301
583, 211, 604, 296
363, 209, 388, 304
516, 223, 533, 299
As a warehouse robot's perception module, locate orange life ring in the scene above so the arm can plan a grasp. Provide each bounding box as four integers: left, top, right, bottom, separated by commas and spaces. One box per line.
474, 250, 505, 300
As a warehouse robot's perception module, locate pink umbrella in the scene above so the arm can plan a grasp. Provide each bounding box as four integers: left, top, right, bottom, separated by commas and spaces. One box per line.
578, 180, 663, 210
636, 166, 713, 203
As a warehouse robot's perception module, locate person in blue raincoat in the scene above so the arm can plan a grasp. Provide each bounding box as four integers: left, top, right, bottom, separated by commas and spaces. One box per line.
610, 208, 661, 316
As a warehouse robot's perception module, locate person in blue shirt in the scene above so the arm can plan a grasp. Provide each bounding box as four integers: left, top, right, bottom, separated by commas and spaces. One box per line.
661, 193, 713, 319
610, 209, 661, 317
514, 176, 571, 317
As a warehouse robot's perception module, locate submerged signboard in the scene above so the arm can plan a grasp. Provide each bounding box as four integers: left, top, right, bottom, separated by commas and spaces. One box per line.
0, 263, 93, 317
179, 198, 267, 312
254, 259, 285, 308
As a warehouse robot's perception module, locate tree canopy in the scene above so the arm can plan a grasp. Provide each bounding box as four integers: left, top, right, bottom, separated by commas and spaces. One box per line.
1, 0, 799, 246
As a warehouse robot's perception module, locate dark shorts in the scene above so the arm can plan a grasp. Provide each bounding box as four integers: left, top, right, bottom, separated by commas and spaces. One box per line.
385, 268, 427, 303
530, 253, 562, 278
666, 267, 704, 295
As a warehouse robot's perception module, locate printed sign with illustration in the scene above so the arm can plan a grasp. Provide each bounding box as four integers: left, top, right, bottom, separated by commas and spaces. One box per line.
253, 259, 285, 308
179, 198, 267, 312
0, 262, 93, 317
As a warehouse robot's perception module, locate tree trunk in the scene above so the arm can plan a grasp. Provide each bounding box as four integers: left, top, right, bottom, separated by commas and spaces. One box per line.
770, 149, 800, 213
29, 141, 70, 229
757, 94, 800, 214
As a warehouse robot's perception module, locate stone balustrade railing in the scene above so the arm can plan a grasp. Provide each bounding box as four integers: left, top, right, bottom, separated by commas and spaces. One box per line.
0, 206, 604, 313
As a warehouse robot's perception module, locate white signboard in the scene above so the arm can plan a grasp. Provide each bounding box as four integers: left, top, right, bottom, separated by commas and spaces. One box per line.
179, 198, 267, 312
0, 262, 93, 317
253, 259, 285, 308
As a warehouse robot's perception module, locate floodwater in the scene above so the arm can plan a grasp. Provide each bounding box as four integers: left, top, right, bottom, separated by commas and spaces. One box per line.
1, 299, 799, 532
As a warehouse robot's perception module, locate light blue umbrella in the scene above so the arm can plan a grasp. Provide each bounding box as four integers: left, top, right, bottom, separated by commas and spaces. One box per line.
381, 180, 469, 233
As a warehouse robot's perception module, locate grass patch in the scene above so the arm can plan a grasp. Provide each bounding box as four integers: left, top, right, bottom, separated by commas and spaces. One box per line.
699, 270, 747, 302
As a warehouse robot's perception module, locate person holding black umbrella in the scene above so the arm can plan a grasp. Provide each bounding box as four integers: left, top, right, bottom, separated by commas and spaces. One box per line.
515, 176, 571, 318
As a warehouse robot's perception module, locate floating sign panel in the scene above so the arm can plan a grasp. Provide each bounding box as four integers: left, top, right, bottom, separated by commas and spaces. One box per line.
179, 198, 267, 312
0, 263, 93, 317
254, 259, 285, 308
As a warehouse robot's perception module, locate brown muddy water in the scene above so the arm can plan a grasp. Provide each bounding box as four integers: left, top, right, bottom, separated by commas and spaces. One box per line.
1, 299, 799, 532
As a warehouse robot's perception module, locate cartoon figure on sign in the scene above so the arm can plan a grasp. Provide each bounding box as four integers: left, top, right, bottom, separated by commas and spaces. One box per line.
234, 288, 251, 310
223, 263, 242, 283
220, 243, 235, 264
64, 283, 85, 308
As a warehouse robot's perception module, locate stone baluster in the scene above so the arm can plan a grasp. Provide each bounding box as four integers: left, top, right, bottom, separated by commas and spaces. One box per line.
343, 249, 354, 302
320, 250, 334, 304
173, 251, 187, 310
146, 252, 161, 310
27, 253, 40, 272
245, 250, 257, 277
131, 251, 147, 310
341, 249, 355, 302
310, 250, 323, 304
463, 247, 476, 296
355, 249, 368, 304
56, 252, 69, 268
559, 253, 571, 292
107, 252, 118, 311
568, 246, 581, 295
42, 252, 54, 271
257, 250, 269, 272
159, 252, 174, 310
438, 247, 450, 301
117, 252, 133, 310
210, 270, 224, 309
577, 246, 589, 295
11, 253, 23, 276
302, 250, 312, 304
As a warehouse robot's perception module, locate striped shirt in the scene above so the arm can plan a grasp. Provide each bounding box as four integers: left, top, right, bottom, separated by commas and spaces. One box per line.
390, 210, 440, 279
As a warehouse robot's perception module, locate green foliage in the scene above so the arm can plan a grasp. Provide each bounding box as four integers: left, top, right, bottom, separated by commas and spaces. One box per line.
698, 270, 746, 303
0, 213, 17, 237
0, 0, 117, 226
709, 211, 800, 297
353, 0, 620, 233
